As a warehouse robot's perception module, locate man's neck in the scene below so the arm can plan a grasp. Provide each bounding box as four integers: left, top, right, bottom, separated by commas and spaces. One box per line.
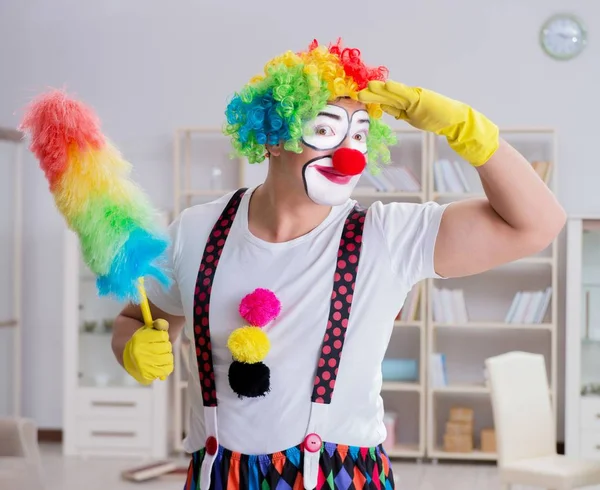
248, 180, 332, 243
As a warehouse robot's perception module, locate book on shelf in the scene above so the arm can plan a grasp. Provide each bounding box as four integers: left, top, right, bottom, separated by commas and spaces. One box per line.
431, 287, 468, 323
531, 161, 552, 184
429, 353, 448, 387
433, 159, 471, 193
397, 285, 421, 322
360, 165, 421, 192
504, 287, 552, 324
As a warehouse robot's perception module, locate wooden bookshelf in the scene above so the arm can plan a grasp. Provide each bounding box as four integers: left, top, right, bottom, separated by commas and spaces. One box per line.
426, 127, 558, 462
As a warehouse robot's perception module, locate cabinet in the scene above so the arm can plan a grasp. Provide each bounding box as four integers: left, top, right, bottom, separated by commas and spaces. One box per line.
62, 229, 169, 459
565, 217, 600, 459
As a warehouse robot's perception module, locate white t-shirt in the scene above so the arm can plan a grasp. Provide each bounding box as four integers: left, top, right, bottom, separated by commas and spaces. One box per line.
146, 187, 447, 455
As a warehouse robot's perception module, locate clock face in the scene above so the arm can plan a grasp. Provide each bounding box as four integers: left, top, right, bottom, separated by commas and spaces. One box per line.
540, 14, 587, 60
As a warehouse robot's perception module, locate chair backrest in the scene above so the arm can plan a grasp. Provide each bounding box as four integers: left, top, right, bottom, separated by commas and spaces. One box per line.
485, 351, 556, 466
0, 418, 27, 457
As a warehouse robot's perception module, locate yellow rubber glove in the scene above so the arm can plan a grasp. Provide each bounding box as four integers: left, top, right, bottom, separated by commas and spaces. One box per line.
358, 80, 499, 166
123, 319, 173, 385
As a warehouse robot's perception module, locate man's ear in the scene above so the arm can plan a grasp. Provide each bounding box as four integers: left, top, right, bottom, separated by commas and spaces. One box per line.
266, 143, 281, 157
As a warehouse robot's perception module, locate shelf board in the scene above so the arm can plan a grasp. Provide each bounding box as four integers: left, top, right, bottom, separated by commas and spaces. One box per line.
432, 385, 555, 397
432, 385, 490, 395
386, 444, 423, 458
432, 321, 553, 330
382, 382, 422, 393
429, 449, 497, 461
394, 320, 423, 328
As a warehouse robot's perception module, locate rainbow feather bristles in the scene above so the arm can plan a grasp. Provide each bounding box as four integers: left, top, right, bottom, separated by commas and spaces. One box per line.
19, 90, 170, 312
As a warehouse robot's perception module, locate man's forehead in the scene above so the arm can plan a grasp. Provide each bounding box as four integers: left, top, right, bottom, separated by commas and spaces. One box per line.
318, 101, 369, 118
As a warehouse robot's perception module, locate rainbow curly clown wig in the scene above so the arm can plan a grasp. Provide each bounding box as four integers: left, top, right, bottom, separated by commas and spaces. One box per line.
224, 39, 396, 173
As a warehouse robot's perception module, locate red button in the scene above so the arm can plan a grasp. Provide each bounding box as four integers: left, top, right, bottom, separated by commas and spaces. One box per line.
206, 436, 218, 455
304, 433, 322, 453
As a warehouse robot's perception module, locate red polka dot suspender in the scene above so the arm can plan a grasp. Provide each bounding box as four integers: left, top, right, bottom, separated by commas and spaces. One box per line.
192, 188, 366, 407
193, 188, 247, 407
311, 207, 365, 404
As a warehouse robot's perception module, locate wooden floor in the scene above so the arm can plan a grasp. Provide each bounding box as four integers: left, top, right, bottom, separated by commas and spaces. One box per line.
38, 443, 575, 490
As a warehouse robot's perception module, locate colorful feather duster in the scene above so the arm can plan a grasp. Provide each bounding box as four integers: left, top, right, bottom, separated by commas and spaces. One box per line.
19, 89, 169, 325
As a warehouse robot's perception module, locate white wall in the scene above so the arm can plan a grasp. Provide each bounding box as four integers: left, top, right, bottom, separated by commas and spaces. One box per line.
1, 0, 598, 437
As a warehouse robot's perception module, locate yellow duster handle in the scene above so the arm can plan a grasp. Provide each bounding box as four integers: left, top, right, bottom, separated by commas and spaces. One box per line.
137, 277, 169, 331
137, 277, 153, 327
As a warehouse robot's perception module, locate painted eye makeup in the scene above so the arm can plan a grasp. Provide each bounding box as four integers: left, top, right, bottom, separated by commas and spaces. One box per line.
302, 105, 348, 151
315, 126, 335, 137
348, 110, 370, 153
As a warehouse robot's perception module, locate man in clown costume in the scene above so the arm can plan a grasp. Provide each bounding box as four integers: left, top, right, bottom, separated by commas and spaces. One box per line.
111, 39, 565, 489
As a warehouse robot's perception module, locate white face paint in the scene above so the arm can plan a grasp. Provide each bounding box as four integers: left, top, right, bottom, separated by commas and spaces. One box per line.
301, 104, 370, 206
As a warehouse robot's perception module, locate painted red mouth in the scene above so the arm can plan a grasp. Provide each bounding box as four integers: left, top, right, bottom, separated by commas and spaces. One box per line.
313, 165, 353, 184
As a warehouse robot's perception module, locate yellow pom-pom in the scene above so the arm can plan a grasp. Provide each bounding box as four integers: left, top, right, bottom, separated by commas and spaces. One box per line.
227, 326, 270, 364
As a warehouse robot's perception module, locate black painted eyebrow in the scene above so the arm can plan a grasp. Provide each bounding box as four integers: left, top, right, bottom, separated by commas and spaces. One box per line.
317, 111, 343, 120
352, 108, 371, 126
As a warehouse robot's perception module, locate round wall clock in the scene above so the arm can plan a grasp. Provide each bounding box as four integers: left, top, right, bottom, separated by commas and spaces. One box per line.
540, 14, 587, 60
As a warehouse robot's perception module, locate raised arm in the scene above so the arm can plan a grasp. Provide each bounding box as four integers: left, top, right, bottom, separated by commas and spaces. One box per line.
358, 80, 566, 278
433, 139, 565, 278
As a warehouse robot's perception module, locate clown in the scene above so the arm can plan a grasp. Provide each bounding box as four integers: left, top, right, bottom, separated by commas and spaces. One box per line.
112, 39, 565, 489
222, 39, 397, 210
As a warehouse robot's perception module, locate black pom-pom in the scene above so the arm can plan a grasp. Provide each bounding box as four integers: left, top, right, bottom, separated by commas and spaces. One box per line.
228, 361, 270, 398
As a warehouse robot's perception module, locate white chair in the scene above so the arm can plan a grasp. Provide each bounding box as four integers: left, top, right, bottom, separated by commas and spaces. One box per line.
486, 351, 600, 490
0, 417, 45, 489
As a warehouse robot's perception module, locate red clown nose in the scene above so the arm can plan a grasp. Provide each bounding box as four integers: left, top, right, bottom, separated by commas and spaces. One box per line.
332, 148, 366, 176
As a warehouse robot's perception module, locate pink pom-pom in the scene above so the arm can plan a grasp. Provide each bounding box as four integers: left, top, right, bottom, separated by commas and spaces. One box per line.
239, 288, 281, 327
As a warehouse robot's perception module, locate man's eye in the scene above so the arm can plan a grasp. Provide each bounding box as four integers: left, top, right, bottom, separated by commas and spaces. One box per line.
316, 126, 334, 136
353, 131, 368, 141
